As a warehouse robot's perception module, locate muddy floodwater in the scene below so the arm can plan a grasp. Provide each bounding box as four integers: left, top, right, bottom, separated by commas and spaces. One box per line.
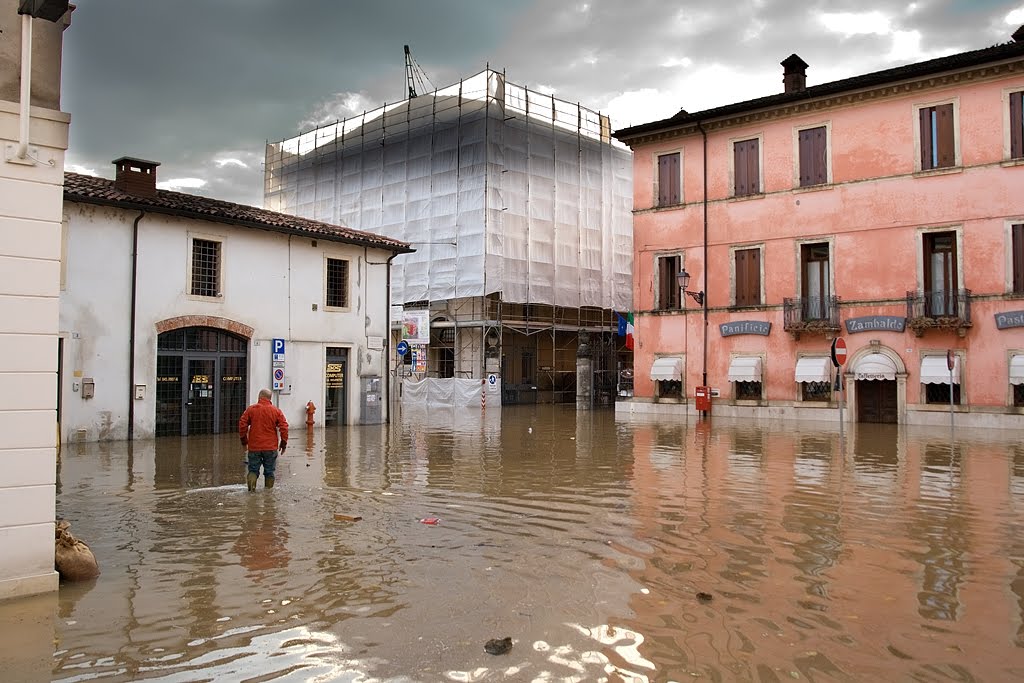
3, 407, 1024, 682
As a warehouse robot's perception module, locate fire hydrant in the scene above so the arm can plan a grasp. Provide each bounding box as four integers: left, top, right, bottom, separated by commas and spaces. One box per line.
305, 401, 316, 426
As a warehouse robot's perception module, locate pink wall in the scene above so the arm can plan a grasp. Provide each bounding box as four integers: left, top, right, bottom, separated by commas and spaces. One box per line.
630, 72, 1024, 413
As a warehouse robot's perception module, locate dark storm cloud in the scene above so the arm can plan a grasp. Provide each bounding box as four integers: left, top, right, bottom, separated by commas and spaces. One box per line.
62, 0, 1023, 207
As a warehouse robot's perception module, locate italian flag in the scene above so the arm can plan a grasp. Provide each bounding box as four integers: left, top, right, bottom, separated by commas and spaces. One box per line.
625, 312, 634, 350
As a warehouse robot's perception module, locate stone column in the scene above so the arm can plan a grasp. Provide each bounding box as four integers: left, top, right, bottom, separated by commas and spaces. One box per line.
576, 331, 593, 410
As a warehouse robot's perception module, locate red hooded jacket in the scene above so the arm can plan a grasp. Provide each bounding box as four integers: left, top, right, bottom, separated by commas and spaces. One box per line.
238, 397, 289, 451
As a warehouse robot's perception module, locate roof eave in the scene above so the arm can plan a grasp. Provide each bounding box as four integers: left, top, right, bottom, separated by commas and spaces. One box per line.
64, 193, 415, 255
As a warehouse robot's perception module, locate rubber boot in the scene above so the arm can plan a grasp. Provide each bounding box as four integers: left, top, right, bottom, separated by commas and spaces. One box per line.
247, 472, 258, 492
265, 476, 275, 489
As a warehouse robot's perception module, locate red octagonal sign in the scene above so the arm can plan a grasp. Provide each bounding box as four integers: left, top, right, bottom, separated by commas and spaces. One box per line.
831, 337, 847, 367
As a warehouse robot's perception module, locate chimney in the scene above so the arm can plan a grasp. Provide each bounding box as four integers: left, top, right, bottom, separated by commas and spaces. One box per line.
112, 157, 160, 197
1013, 25, 1024, 42
781, 54, 809, 94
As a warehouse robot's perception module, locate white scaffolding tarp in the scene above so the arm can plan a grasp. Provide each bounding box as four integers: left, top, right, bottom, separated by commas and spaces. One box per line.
402, 378, 486, 407
265, 69, 633, 312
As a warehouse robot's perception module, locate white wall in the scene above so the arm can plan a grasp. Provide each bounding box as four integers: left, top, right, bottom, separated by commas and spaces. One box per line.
60, 201, 396, 441
0, 16, 70, 598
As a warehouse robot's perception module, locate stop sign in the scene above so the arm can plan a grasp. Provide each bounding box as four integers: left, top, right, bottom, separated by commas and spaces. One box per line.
831, 337, 847, 367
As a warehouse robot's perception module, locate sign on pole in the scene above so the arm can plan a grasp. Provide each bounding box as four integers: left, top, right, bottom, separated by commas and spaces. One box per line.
947, 349, 956, 429
272, 337, 286, 390
830, 337, 847, 367
397, 340, 410, 357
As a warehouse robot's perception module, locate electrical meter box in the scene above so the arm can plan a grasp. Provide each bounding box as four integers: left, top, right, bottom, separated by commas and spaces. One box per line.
360, 376, 382, 424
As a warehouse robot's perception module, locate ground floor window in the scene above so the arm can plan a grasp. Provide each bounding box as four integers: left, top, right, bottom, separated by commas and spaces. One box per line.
1014, 384, 1024, 407
925, 383, 961, 405
736, 381, 762, 400
801, 381, 831, 402
657, 379, 682, 399
156, 327, 248, 437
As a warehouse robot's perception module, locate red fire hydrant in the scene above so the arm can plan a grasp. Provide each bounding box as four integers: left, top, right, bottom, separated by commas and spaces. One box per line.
305, 401, 316, 426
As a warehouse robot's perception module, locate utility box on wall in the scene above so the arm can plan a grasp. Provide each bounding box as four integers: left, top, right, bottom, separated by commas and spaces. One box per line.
360, 376, 382, 424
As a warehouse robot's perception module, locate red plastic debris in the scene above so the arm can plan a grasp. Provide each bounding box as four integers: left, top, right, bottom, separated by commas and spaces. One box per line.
419, 517, 440, 525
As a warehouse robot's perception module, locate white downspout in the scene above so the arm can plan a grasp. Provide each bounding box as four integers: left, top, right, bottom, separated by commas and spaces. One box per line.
17, 13, 33, 160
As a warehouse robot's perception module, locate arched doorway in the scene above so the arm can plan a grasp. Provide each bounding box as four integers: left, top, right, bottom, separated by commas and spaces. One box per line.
156, 327, 248, 436
848, 348, 905, 424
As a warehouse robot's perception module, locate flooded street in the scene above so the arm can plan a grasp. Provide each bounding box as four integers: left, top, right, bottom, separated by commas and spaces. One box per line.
2, 407, 1024, 682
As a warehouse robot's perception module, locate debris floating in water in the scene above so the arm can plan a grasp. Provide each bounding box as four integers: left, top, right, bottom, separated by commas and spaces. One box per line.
419, 517, 440, 525
484, 637, 513, 655
696, 592, 713, 603
333, 514, 362, 522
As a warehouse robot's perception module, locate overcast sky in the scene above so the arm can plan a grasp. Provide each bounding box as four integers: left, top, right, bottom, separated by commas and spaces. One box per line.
62, 0, 1024, 208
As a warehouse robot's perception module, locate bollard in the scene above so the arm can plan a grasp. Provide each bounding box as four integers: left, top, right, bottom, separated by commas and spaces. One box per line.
481, 378, 486, 410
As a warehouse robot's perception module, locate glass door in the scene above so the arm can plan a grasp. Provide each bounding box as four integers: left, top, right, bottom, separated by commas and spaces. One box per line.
186, 359, 216, 435
325, 348, 348, 426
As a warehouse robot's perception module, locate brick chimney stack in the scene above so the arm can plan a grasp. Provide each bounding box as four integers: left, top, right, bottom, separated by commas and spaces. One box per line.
112, 157, 160, 197
782, 54, 809, 94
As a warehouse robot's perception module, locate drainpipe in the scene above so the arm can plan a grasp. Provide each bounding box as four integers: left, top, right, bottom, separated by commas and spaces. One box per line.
16, 14, 32, 160
384, 252, 400, 423
127, 211, 144, 440
697, 121, 709, 395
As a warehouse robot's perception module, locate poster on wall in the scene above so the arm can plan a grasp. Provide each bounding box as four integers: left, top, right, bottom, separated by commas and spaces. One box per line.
402, 309, 430, 345
413, 346, 427, 373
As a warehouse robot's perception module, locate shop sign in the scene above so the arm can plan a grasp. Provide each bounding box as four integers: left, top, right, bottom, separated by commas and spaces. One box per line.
720, 320, 771, 337
325, 362, 345, 389
995, 310, 1024, 330
845, 315, 906, 333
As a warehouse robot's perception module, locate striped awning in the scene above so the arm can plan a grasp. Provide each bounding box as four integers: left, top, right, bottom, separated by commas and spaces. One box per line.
795, 357, 831, 384
920, 355, 960, 385
853, 353, 898, 381
650, 356, 683, 381
1011, 355, 1024, 386
728, 356, 762, 382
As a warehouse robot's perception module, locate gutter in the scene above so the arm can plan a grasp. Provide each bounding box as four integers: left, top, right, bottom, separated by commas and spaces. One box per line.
697, 120, 709, 414
16, 14, 32, 160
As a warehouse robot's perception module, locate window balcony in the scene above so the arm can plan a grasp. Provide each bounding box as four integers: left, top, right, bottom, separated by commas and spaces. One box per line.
783, 296, 841, 339
906, 289, 973, 337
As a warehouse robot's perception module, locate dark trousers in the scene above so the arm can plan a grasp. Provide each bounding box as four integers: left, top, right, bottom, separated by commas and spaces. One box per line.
247, 450, 278, 478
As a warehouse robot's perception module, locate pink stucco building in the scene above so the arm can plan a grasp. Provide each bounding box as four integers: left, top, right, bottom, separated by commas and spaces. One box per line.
614, 27, 1024, 429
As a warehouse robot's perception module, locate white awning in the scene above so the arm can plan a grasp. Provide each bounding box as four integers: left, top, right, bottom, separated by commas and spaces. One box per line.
1011, 355, 1024, 386
650, 356, 683, 381
920, 355, 960, 384
853, 353, 898, 381
728, 356, 762, 382
795, 357, 831, 383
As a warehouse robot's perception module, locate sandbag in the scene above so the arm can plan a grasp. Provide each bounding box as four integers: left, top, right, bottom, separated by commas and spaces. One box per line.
55, 520, 100, 582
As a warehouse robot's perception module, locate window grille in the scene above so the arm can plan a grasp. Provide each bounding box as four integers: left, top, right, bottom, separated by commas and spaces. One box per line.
191, 239, 220, 297
326, 258, 349, 308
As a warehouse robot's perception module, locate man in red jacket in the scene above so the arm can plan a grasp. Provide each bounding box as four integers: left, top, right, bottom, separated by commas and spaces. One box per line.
238, 388, 289, 491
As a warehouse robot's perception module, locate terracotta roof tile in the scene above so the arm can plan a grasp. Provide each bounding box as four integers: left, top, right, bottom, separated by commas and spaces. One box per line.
63, 172, 414, 254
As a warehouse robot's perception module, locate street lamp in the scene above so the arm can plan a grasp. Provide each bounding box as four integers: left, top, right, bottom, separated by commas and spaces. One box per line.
677, 269, 705, 306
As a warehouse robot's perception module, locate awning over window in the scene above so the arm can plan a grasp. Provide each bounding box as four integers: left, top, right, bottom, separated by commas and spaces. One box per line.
1011, 355, 1024, 386
650, 356, 683, 381
920, 355, 960, 385
728, 356, 762, 382
853, 353, 898, 381
795, 357, 831, 384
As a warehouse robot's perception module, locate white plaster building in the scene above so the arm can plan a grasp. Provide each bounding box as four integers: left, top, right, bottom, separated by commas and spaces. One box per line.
0, 0, 71, 601
60, 159, 412, 442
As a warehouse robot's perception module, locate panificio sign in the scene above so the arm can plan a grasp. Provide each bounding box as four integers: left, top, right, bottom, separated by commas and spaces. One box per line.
720, 321, 771, 337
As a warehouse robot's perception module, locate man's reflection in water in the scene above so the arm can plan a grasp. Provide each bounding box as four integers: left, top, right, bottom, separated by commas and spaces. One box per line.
233, 496, 291, 577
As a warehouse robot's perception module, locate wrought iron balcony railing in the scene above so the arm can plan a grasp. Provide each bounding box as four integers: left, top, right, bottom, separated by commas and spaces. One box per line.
906, 289, 973, 336
783, 296, 841, 336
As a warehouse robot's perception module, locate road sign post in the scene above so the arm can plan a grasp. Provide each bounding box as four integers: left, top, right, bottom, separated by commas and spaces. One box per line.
947, 349, 956, 430
271, 338, 286, 391
831, 338, 848, 440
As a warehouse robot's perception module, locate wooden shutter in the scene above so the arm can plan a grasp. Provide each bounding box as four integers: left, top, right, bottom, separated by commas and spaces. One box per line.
657, 153, 680, 206
919, 107, 933, 170
735, 248, 760, 306
658, 256, 679, 309
935, 104, 955, 168
746, 139, 760, 194
1011, 92, 1023, 160
1013, 224, 1024, 294
734, 141, 748, 196
799, 126, 827, 186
